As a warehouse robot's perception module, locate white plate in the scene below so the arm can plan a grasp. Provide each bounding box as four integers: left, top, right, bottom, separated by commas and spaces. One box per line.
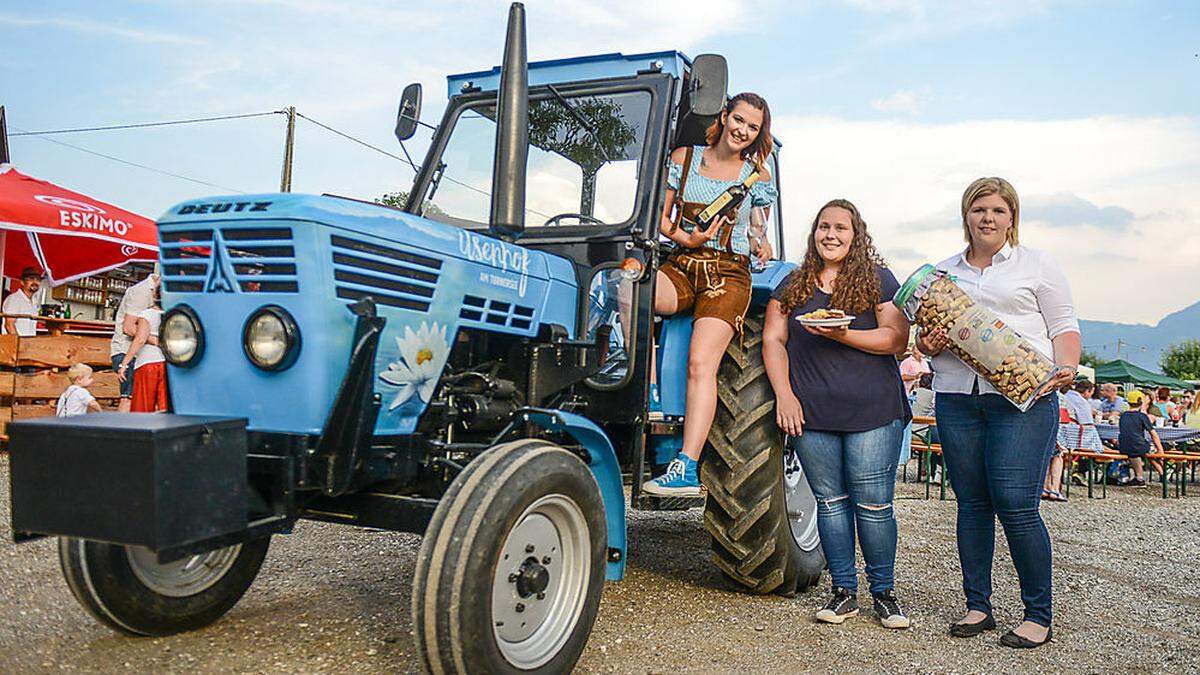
796, 315, 854, 327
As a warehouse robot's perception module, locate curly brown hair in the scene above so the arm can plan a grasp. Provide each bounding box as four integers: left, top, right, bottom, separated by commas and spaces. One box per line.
776, 199, 887, 315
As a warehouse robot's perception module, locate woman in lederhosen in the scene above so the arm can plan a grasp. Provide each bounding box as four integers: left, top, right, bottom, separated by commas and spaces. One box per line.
642, 92, 778, 495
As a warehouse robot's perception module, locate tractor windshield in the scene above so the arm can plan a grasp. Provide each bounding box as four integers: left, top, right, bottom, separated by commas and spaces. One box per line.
423, 88, 653, 228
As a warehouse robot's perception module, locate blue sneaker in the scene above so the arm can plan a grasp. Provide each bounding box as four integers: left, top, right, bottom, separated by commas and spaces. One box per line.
642, 454, 700, 496
648, 383, 664, 421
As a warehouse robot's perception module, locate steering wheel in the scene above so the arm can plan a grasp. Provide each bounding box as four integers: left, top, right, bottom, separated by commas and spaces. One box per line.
544, 212, 604, 227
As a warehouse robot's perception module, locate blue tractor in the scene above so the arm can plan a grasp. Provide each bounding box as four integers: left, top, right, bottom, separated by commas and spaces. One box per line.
8, 4, 822, 672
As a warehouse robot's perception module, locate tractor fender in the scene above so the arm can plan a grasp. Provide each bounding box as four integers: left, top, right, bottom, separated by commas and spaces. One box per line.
524, 410, 626, 581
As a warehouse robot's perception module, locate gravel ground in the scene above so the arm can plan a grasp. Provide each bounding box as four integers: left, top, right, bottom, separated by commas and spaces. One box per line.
0, 453, 1197, 674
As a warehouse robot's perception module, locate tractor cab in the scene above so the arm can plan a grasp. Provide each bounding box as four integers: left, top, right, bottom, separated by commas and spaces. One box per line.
399, 48, 793, 477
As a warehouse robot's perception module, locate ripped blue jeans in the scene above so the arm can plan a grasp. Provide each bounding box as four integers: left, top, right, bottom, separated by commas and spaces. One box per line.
794, 419, 903, 594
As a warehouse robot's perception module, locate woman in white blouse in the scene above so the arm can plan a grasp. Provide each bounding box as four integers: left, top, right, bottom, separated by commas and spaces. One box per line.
916, 177, 1080, 649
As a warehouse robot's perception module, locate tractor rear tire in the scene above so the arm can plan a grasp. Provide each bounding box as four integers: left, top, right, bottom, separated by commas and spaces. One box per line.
58, 537, 270, 636
701, 309, 825, 596
412, 439, 606, 674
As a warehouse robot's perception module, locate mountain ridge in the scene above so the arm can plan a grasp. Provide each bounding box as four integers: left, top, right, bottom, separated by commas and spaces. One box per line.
1080, 299, 1200, 372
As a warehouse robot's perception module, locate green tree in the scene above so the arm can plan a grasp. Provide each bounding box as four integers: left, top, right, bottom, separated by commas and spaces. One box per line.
1161, 339, 1200, 380
377, 191, 445, 218
527, 97, 636, 216
1080, 349, 1109, 369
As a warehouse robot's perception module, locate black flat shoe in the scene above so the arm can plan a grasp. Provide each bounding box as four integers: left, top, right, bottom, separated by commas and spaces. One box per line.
949, 615, 996, 637
1000, 627, 1053, 649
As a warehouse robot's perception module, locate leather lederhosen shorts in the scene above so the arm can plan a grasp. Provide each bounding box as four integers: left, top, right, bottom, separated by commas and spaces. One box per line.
659, 247, 753, 336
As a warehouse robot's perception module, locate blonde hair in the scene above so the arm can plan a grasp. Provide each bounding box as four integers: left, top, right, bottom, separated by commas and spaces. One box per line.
961, 177, 1020, 247
68, 363, 93, 383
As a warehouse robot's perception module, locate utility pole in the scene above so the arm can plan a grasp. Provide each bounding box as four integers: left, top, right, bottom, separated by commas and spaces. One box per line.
0, 106, 10, 164
280, 106, 296, 192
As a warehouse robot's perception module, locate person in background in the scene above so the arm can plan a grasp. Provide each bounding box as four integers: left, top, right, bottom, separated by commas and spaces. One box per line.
1154, 387, 1179, 424
2, 267, 43, 337
1118, 390, 1164, 487
1184, 391, 1200, 429
763, 198, 912, 629
116, 290, 167, 413
110, 272, 160, 413
900, 345, 931, 397
1088, 384, 1104, 415
1143, 392, 1163, 425
917, 177, 1079, 649
897, 345, 930, 469
56, 363, 103, 417
1097, 383, 1127, 422
1048, 379, 1102, 500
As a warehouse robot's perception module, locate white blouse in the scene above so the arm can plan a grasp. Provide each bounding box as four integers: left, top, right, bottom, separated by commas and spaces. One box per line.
930, 243, 1080, 396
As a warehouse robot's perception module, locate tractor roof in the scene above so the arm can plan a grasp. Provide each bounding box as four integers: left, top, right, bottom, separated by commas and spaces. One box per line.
446, 50, 690, 98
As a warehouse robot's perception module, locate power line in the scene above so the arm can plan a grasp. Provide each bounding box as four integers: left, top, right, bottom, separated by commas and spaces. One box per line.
14, 129, 248, 193
10, 110, 284, 137
295, 112, 419, 171
294, 112, 550, 219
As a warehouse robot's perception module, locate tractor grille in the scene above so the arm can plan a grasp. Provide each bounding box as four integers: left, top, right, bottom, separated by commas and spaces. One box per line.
330, 235, 442, 311
161, 227, 298, 293
459, 295, 534, 330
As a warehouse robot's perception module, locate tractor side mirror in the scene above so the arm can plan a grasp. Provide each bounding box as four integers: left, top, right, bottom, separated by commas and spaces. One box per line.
688, 54, 728, 116
394, 83, 423, 142
673, 54, 728, 147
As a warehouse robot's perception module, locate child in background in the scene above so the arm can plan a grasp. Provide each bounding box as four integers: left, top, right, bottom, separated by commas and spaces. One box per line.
1118, 390, 1164, 487
116, 295, 167, 413
56, 363, 103, 417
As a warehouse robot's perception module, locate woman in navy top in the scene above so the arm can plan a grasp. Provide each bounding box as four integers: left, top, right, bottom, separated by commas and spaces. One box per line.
763, 199, 911, 629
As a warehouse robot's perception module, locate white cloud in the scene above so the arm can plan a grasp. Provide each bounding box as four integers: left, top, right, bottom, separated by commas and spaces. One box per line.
839, 0, 1068, 39
0, 14, 203, 45
772, 113, 1200, 324
872, 89, 920, 115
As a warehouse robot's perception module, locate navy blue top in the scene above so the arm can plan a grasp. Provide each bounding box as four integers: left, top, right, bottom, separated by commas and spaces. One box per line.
771, 266, 911, 433
1118, 410, 1153, 455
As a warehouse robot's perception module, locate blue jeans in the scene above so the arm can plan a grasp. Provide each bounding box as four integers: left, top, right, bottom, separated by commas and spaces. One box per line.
936, 393, 1057, 627
795, 419, 903, 594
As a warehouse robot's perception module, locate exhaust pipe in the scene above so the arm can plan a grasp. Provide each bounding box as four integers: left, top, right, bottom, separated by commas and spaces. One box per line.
489, 2, 528, 241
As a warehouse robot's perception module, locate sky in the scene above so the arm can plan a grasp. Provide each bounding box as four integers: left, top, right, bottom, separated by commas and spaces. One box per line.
2, 0, 1198, 330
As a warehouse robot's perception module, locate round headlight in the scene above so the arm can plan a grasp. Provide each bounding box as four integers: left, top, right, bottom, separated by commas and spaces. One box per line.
242, 306, 300, 371
161, 306, 204, 367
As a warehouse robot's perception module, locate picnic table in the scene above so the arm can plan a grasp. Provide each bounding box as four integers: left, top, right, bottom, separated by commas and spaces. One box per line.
1095, 423, 1200, 446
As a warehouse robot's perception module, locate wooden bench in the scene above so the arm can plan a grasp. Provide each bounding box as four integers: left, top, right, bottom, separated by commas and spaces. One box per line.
1144, 451, 1200, 499
1062, 450, 1126, 499
907, 416, 949, 500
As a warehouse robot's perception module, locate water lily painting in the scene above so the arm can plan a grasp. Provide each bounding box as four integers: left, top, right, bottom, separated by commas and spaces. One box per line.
378, 322, 450, 410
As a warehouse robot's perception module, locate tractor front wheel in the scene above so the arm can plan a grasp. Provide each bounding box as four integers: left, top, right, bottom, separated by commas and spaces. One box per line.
58, 536, 270, 636
412, 439, 606, 674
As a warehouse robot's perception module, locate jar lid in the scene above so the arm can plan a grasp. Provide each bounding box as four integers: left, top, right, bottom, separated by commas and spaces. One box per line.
892, 264, 937, 310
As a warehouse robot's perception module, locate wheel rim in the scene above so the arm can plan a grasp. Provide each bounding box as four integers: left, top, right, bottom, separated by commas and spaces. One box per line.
491, 494, 591, 670
126, 545, 242, 598
783, 448, 821, 551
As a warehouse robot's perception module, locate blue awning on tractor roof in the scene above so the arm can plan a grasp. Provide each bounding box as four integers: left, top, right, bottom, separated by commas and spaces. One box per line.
446, 51, 691, 98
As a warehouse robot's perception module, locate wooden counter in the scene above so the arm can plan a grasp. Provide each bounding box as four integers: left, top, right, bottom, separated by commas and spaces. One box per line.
0, 313, 116, 337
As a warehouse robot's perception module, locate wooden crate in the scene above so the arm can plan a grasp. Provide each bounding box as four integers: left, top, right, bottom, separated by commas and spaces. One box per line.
0, 334, 121, 438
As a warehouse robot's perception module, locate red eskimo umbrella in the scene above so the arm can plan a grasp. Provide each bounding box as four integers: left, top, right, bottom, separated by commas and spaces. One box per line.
0, 164, 158, 285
